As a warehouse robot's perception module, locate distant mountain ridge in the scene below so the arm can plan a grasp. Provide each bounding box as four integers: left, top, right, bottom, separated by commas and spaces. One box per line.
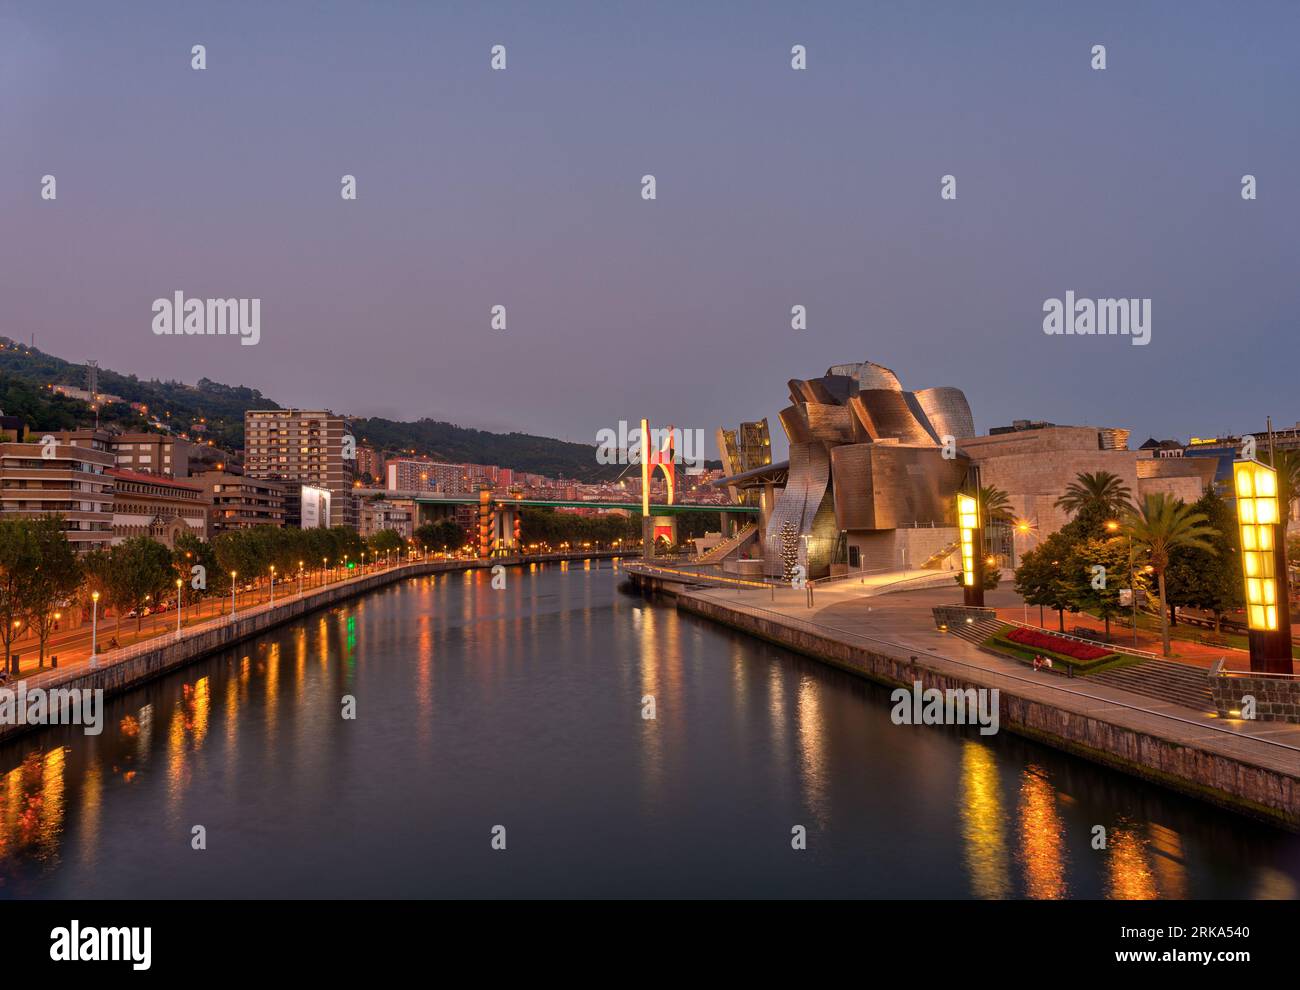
0, 338, 639, 482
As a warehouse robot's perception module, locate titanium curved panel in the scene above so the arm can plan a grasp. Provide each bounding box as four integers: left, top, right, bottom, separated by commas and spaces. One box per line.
914, 387, 976, 441
826, 361, 903, 392
829, 443, 876, 530
903, 391, 941, 444
805, 404, 853, 443
854, 389, 935, 445
830, 445, 967, 531
778, 404, 812, 446
765, 438, 833, 577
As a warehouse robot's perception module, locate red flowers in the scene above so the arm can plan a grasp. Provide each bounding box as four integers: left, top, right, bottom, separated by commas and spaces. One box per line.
1006, 626, 1108, 661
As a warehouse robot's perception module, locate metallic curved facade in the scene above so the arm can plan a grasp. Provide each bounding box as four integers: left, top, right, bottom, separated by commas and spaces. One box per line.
914, 387, 976, 441
759, 362, 974, 578
850, 390, 937, 445
827, 361, 903, 392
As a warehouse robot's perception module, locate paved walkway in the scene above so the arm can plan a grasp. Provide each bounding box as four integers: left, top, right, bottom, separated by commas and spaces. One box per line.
5, 551, 616, 695
682, 582, 1300, 779
1, 561, 413, 693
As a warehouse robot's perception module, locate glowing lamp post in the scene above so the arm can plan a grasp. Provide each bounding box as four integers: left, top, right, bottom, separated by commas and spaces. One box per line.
958, 492, 985, 607
1234, 459, 1292, 673
90, 590, 100, 664
176, 578, 183, 636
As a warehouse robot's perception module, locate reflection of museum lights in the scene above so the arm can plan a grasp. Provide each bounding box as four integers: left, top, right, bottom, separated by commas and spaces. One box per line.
957, 493, 978, 587
1234, 460, 1280, 631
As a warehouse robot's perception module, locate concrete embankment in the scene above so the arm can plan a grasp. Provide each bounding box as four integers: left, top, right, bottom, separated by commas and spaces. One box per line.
663, 583, 1300, 831
0, 553, 619, 745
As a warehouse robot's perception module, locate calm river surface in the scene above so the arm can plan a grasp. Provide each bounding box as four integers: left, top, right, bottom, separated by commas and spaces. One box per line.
1, 560, 1297, 898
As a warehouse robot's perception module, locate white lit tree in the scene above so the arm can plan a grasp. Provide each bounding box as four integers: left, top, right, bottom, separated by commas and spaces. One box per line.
780, 521, 799, 583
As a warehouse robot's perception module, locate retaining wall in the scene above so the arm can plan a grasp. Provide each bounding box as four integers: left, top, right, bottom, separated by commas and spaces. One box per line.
678, 593, 1300, 831
1211, 673, 1300, 724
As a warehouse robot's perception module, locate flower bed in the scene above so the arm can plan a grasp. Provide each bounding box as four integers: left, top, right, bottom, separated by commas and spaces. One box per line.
1006, 626, 1110, 661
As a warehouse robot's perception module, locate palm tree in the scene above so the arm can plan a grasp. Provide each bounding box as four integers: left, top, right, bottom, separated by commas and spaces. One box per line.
962, 484, 1012, 521
1121, 493, 1219, 656
1264, 448, 1300, 527
1056, 470, 1133, 519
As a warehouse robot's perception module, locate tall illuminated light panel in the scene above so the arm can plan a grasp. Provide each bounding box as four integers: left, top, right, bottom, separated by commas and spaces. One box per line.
957, 493, 984, 607
1233, 459, 1293, 673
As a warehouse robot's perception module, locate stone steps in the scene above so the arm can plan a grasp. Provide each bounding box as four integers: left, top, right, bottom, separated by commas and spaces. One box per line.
695, 522, 758, 564
947, 617, 1002, 646
1088, 659, 1214, 712
946, 617, 1216, 712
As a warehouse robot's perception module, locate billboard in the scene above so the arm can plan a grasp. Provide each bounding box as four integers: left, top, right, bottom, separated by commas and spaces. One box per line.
301, 485, 331, 529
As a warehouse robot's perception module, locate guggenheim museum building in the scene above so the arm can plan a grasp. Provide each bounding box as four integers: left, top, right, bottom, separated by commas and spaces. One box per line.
715, 360, 1214, 580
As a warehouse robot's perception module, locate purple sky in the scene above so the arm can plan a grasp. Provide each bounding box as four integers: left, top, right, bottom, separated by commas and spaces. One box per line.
3, 1, 1297, 461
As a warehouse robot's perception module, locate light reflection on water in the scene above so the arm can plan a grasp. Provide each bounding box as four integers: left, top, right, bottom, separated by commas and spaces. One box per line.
0, 562, 1296, 899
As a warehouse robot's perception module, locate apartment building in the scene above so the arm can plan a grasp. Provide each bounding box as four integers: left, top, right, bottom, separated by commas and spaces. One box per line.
358, 498, 413, 538
356, 444, 384, 483
193, 470, 287, 533
243, 409, 357, 527
385, 459, 469, 494
0, 435, 115, 551
109, 431, 199, 478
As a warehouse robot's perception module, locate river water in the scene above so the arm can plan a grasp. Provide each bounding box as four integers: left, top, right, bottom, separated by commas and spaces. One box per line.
1, 560, 1297, 898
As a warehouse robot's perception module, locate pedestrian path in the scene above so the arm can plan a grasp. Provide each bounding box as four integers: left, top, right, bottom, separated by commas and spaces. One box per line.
680, 582, 1300, 779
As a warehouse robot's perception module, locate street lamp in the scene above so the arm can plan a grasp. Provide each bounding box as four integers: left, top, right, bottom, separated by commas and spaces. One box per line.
298, 561, 304, 596
1234, 458, 1293, 673
269, 565, 276, 606
90, 590, 100, 664
230, 571, 238, 618
1012, 518, 1041, 621
957, 492, 984, 607
1105, 518, 1139, 647
176, 578, 183, 636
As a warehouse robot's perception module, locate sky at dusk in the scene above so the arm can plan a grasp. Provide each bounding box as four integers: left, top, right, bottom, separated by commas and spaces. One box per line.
2, 0, 1297, 462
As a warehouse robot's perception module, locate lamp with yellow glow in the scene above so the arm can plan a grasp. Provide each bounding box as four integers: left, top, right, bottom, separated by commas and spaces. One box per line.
1233, 459, 1292, 673
957, 492, 984, 607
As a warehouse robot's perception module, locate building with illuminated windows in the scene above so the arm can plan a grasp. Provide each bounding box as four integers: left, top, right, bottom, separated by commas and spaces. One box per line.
243, 409, 357, 528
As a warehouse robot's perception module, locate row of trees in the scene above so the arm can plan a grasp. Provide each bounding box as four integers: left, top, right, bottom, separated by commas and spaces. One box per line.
0, 517, 82, 672
413, 520, 468, 552
0, 519, 425, 674
416, 509, 642, 554
517, 508, 640, 548
0, 504, 654, 674
1013, 470, 1245, 655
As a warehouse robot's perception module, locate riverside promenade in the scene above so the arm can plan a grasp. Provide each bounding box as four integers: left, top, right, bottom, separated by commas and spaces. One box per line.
628, 565, 1300, 830
0, 551, 620, 744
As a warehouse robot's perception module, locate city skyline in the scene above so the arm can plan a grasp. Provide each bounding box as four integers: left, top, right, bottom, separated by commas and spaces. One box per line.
3, 1, 1298, 459
2, 1, 1299, 955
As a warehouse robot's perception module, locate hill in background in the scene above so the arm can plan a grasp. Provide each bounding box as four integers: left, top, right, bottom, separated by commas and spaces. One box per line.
0, 338, 657, 482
